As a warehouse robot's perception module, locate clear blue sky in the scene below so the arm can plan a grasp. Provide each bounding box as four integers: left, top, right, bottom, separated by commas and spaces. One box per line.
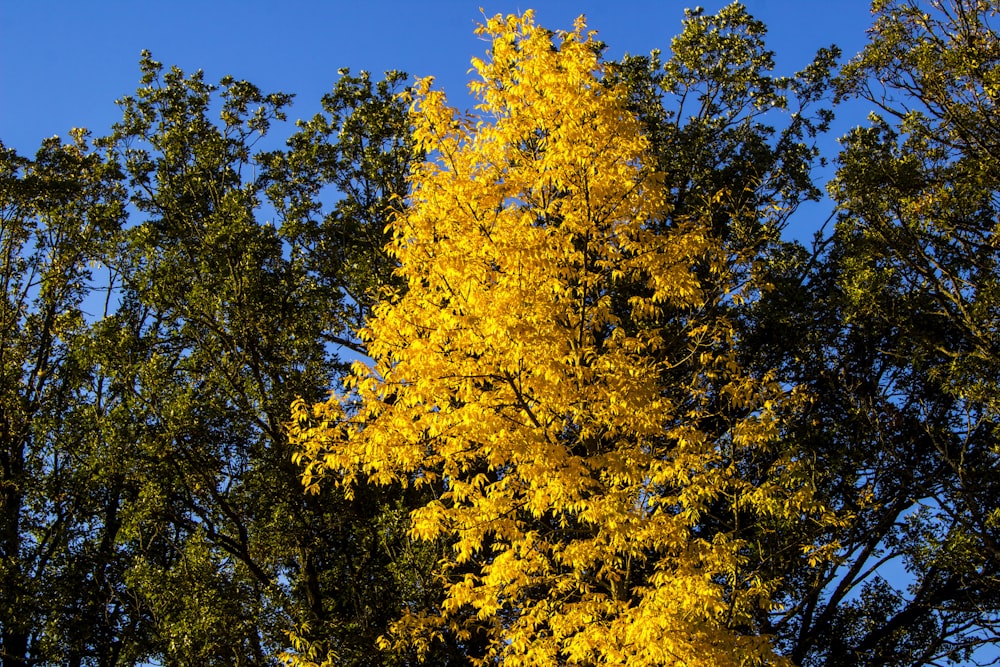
0, 1, 877, 238
1, 1, 875, 153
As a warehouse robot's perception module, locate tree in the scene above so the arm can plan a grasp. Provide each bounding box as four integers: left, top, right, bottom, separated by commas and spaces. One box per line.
737, 1, 1000, 664
1, 55, 442, 666
291, 11, 839, 667
9, 3, 1000, 665
91, 54, 439, 665
1, 133, 132, 666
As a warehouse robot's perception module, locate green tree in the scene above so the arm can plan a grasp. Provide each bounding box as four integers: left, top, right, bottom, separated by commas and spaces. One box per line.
92, 53, 438, 665
1, 133, 131, 666
740, 1, 1000, 664
1, 54, 446, 666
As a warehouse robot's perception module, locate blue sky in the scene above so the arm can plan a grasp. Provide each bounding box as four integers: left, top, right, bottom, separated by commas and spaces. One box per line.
1, 1, 875, 153
1, 1, 877, 239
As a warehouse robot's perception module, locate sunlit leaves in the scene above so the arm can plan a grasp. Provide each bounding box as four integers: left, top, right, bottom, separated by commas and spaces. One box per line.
291, 11, 833, 666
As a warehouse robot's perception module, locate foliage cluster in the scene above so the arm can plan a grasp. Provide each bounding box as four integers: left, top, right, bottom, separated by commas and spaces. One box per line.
3, 2, 999, 666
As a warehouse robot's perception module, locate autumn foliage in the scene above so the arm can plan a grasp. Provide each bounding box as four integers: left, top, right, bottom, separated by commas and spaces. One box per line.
5, 1, 998, 664
290, 11, 837, 666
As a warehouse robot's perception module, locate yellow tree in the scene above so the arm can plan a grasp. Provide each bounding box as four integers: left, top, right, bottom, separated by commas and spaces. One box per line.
292, 11, 831, 666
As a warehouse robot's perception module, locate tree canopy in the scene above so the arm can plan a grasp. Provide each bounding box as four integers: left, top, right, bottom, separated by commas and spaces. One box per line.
3, 2, 1000, 666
